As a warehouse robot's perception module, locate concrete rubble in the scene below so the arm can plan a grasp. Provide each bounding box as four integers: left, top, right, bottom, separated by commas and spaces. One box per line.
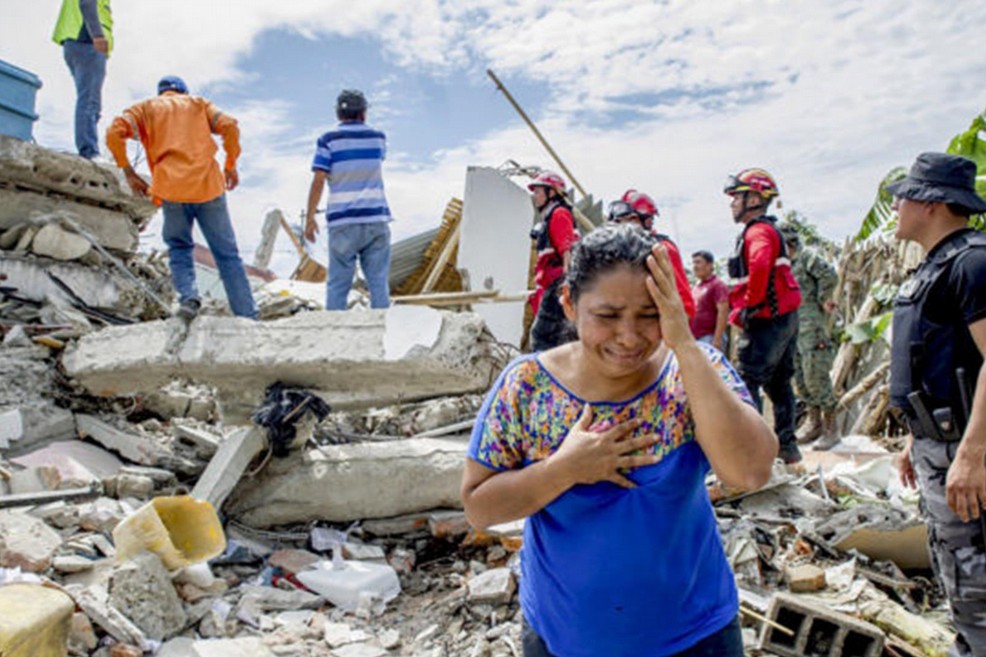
0, 140, 963, 657
63, 307, 504, 422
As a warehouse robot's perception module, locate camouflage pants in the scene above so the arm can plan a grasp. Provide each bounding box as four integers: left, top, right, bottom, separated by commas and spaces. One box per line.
794, 340, 837, 410
912, 438, 986, 657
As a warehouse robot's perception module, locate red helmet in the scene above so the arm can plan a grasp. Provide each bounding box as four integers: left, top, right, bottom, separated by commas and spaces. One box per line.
620, 189, 659, 218
723, 168, 779, 198
528, 170, 567, 195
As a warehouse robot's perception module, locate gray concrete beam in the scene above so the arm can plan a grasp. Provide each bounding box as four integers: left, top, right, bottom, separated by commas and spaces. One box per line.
225, 436, 467, 527
63, 308, 503, 424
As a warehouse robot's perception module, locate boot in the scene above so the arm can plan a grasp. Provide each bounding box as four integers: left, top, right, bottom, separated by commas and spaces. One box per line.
176, 298, 201, 322
778, 440, 803, 465
796, 407, 822, 444
813, 409, 841, 451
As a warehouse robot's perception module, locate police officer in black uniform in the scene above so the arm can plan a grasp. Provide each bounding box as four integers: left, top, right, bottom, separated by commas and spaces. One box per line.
891, 152, 986, 657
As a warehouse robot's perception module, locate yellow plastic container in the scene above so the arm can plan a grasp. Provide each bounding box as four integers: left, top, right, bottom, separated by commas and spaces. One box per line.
0, 583, 74, 657
112, 496, 226, 570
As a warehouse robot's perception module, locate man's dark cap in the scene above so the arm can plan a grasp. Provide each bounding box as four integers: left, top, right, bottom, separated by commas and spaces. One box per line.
886, 152, 986, 214
157, 75, 189, 95
337, 89, 367, 113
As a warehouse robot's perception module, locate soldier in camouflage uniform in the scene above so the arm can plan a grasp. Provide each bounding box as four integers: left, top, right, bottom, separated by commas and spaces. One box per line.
891, 153, 986, 657
781, 226, 840, 449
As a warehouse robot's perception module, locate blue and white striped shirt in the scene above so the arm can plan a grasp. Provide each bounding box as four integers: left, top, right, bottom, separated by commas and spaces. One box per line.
311, 122, 392, 226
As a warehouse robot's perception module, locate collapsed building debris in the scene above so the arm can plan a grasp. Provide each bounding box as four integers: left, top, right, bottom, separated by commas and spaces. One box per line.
0, 136, 967, 657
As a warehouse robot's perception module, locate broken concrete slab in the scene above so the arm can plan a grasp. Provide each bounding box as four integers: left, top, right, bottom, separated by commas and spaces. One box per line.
77, 414, 174, 467
226, 437, 466, 527
63, 308, 503, 423
191, 427, 266, 509
0, 134, 156, 222
11, 439, 122, 485
0, 253, 143, 312
71, 587, 149, 650
0, 509, 63, 571
0, 403, 76, 454
0, 188, 140, 253
815, 504, 930, 570
109, 551, 187, 641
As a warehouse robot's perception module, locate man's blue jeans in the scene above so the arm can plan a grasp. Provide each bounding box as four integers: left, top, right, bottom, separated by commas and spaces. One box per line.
62, 40, 106, 159
326, 222, 392, 310
161, 195, 258, 319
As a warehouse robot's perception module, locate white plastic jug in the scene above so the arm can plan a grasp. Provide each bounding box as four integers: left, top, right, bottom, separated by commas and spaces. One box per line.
296, 558, 401, 611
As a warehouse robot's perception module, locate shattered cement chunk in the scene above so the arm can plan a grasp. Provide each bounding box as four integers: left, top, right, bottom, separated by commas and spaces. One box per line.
68, 611, 99, 654
785, 563, 827, 592
30, 223, 92, 260
467, 568, 516, 605
0, 509, 63, 572
108, 551, 187, 641
323, 622, 369, 648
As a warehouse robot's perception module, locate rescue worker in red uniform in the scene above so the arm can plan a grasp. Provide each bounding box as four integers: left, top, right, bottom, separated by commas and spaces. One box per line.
724, 168, 803, 464
528, 171, 580, 351
607, 189, 696, 319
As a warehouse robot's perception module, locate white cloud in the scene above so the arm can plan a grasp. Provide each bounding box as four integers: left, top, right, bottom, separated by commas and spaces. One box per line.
3, 1, 985, 277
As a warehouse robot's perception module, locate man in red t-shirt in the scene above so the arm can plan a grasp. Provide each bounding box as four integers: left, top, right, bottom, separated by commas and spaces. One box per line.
528, 170, 579, 351
689, 250, 729, 352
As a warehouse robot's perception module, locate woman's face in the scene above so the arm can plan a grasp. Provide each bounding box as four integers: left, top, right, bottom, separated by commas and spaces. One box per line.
564, 265, 663, 378
532, 186, 549, 207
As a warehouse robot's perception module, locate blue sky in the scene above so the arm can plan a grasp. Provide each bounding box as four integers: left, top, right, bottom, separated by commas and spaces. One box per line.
3, 1, 985, 277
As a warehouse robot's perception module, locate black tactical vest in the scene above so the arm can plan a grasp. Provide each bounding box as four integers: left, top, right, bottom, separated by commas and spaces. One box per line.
890, 229, 986, 411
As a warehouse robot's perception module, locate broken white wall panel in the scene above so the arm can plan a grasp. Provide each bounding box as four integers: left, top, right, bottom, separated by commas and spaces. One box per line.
225, 437, 467, 527
458, 167, 536, 348
63, 308, 502, 423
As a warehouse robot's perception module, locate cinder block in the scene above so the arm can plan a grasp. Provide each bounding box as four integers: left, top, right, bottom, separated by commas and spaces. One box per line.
760, 592, 884, 657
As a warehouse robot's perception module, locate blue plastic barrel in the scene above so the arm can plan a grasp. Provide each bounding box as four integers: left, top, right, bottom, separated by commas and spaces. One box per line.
0, 59, 42, 141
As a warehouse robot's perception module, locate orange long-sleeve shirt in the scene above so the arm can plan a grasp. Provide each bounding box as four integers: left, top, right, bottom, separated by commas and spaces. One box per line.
106, 91, 240, 204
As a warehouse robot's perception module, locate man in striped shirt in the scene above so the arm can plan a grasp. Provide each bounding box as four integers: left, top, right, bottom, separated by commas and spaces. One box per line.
304, 90, 393, 310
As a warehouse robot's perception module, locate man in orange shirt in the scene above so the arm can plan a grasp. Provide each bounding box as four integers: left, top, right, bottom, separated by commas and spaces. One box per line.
106, 76, 257, 320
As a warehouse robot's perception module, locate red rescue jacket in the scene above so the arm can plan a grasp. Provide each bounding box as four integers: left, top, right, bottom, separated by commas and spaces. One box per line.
727, 216, 801, 326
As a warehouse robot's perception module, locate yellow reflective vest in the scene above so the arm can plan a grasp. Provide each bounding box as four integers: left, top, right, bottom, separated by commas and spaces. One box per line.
52, 0, 114, 55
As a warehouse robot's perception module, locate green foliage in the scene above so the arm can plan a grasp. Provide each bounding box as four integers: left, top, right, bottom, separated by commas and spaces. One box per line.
855, 108, 986, 242
843, 310, 893, 345
782, 210, 840, 257
869, 282, 899, 306
854, 167, 907, 242
948, 112, 986, 229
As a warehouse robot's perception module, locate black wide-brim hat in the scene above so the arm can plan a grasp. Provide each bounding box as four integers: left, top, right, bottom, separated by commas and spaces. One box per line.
885, 152, 986, 214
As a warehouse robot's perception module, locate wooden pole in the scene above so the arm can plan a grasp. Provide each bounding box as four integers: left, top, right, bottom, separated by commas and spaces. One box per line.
487, 68, 588, 201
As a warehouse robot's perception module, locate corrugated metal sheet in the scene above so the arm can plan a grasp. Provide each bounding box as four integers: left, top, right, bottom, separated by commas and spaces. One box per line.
388, 227, 439, 288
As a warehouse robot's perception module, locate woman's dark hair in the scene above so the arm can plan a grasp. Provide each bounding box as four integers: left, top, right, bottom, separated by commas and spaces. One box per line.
566, 224, 657, 303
